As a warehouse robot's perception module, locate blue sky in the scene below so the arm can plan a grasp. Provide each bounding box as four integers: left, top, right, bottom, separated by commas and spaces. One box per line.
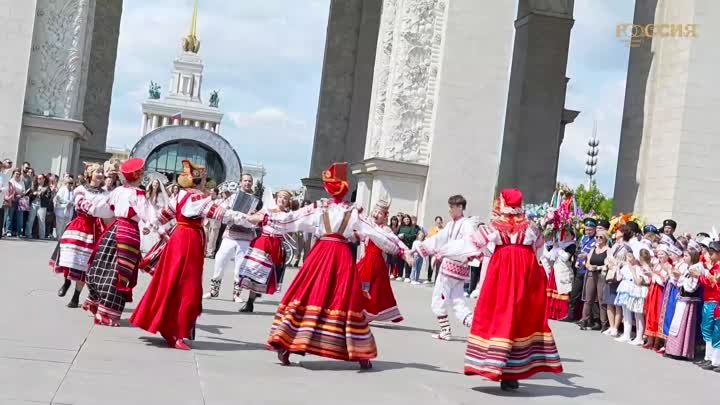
107, 0, 634, 195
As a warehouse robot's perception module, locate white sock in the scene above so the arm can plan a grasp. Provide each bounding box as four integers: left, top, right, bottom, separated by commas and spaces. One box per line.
635, 313, 645, 340
707, 342, 713, 361
713, 346, 720, 367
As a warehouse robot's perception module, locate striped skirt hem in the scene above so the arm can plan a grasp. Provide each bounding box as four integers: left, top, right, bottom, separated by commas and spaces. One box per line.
463, 332, 563, 381
266, 302, 377, 361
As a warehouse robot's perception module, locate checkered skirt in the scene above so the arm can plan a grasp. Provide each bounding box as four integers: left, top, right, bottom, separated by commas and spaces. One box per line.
84, 219, 140, 323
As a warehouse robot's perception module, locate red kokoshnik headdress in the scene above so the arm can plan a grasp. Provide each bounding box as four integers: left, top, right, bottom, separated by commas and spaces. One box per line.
120, 158, 145, 183
322, 162, 349, 199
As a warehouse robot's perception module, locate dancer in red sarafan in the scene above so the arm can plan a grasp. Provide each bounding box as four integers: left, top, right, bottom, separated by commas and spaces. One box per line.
429, 189, 562, 391
83, 158, 148, 326
236, 189, 294, 313
130, 160, 261, 350
264, 162, 413, 369
357, 197, 407, 323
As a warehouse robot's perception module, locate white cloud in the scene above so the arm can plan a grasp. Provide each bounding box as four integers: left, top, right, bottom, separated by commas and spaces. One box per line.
228, 107, 289, 127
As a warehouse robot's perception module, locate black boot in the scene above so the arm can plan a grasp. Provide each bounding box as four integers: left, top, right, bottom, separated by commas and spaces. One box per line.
239, 296, 255, 313
67, 290, 81, 308
58, 279, 71, 297
500, 380, 519, 391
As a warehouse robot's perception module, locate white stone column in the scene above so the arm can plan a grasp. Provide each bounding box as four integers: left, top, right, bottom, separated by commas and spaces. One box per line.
214, 122, 220, 134
161, 116, 169, 127
183, 119, 190, 126
151, 114, 159, 131
193, 73, 202, 101
193, 120, 201, 128
172, 117, 180, 125
204, 122, 211, 130
141, 113, 148, 135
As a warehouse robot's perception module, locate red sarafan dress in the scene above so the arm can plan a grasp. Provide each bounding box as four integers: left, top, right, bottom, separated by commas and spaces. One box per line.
436, 218, 563, 381
130, 189, 252, 342
237, 208, 286, 295
265, 199, 407, 361
357, 226, 405, 323
644, 265, 668, 340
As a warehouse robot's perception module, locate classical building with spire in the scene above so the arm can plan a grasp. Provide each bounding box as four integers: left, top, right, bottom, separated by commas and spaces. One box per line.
130, 0, 265, 186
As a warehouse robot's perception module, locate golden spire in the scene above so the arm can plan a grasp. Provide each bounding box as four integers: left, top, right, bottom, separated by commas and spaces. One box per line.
182, 0, 201, 53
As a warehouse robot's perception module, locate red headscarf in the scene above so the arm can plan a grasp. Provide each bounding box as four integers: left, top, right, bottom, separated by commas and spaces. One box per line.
322, 162, 349, 199
120, 158, 145, 183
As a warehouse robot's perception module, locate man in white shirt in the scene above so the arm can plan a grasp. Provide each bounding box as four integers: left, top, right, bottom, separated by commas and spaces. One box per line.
415, 195, 478, 341
204, 174, 258, 302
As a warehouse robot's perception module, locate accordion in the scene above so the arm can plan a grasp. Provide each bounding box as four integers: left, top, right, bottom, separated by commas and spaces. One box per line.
229, 192, 260, 233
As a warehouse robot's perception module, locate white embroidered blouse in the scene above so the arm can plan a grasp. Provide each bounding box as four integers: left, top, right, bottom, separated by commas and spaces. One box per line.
266, 199, 407, 256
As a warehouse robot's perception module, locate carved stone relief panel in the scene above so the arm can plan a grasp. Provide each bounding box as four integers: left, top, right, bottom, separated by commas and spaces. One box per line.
24, 0, 94, 120
376, 0, 446, 164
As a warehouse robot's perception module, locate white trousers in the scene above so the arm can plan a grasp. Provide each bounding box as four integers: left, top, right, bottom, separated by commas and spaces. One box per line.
212, 238, 251, 283
431, 273, 471, 321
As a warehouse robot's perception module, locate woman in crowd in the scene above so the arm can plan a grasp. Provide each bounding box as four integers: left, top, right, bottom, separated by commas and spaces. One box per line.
602, 224, 633, 337
53, 176, 75, 238
51, 163, 111, 308
665, 248, 702, 359
579, 230, 610, 330
387, 215, 401, 279
4, 169, 26, 237
46, 173, 58, 239
658, 241, 683, 346
396, 214, 418, 282
140, 177, 169, 253
26, 173, 51, 239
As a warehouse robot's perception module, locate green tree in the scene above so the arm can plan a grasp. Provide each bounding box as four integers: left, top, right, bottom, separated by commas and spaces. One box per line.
574, 182, 613, 220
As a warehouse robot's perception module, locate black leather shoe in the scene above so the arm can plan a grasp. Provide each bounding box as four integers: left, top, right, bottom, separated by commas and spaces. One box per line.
696, 360, 711, 367
58, 280, 71, 297
590, 323, 602, 331
559, 314, 576, 323
700, 363, 716, 370
500, 380, 519, 391
239, 300, 254, 313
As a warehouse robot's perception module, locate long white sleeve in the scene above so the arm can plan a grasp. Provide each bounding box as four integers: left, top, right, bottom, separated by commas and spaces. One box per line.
435, 225, 495, 263
353, 214, 408, 256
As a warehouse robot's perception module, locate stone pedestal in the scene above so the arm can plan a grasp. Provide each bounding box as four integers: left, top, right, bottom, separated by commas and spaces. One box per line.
20, 114, 89, 176
302, 0, 382, 201
351, 158, 428, 215
496, 0, 575, 204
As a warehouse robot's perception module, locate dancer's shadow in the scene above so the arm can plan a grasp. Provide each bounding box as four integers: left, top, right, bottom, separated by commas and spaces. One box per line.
196, 323, 232, 335
257, 300, 281, 307
192, 336, 267, 352
559, 357, 584, 363
472, 382, 602, 398
472, 371, 601, 398
299, 360, 461, 375
202, 308, 241, 316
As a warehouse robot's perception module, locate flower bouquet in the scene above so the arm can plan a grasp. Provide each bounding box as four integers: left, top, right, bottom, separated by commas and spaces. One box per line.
609, 213, 644, 235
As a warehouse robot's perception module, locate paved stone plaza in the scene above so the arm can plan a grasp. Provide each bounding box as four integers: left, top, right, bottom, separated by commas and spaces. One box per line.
0, 239, 716, 405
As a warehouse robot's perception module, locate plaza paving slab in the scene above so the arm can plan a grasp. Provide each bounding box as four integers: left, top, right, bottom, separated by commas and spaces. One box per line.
0, 239, 716, 404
